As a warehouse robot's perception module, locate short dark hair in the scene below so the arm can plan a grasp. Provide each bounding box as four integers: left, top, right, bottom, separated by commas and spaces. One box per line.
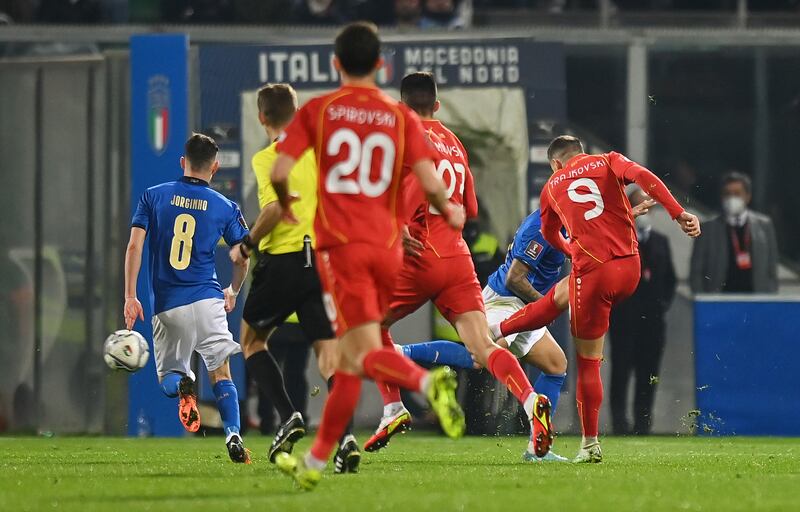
184, 133, 218, 170
257, 83, 298, 128
547, 135, 584, 161
401, 72, 437, 116
334, 22, 381, 78
721, 171, 752, 195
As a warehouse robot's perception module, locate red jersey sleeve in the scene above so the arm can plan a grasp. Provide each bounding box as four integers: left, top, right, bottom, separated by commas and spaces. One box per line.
539, 186, 572, 256
276, 100, 315, 159
401, 106, 438, 166
605, 152, 685, 219
464, 167, 478, 219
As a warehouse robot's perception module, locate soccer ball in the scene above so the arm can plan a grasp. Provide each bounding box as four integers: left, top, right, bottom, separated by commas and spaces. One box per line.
103, 330, 150, 372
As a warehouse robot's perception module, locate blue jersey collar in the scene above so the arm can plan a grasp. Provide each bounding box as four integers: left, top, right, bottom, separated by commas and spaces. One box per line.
180, 176, 209, 187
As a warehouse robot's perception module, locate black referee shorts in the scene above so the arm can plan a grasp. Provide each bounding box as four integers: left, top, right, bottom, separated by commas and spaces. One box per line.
242, 250, 334, 343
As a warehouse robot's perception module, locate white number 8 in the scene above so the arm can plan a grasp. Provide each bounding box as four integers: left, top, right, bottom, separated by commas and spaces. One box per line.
325, 128, 395, 198
567, 178, 605, 220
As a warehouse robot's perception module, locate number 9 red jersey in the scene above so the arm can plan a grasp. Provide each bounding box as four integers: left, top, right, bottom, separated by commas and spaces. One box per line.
276, 85, 438, 251
540, 151, 684, 275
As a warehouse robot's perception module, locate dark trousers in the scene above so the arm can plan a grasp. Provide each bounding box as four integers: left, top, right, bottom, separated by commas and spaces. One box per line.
256, 323, 311, 435
609, 317, 666, 435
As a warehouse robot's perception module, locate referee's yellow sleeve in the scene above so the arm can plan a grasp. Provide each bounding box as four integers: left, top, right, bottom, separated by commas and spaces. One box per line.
252, 147, 278, 209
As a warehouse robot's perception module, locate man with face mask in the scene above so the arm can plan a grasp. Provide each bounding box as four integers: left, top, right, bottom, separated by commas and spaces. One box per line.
609, 188, 677, 435
690, 172, 778, 294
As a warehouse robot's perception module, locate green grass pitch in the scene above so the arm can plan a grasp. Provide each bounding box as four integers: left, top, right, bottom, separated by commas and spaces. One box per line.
1, 434, 797, 511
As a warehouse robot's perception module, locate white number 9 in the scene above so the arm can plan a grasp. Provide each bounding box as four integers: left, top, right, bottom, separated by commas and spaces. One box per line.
567, 178, 605, 221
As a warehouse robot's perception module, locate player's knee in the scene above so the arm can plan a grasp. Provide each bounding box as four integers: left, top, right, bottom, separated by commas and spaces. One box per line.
546, 352, 568, 375
208, 362, 232, 384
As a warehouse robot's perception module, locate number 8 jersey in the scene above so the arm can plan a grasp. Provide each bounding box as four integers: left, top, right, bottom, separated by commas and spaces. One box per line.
131, 176, 249, 315
277, 85, 438, 250
540, 152, 684, 275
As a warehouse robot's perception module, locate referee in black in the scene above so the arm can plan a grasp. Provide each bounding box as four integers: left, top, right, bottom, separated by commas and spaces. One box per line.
230, 83, 360, 473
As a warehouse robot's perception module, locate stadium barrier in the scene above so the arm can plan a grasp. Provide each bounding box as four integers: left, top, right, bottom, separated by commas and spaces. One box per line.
694, 295, 800, 436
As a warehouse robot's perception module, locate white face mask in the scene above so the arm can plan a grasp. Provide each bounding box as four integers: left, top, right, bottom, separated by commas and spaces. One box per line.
722, 196, 747, 217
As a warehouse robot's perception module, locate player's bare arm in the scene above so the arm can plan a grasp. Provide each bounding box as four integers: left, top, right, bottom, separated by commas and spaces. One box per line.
411, 158, 465, 230
123, 227, 146, 330
224, 254, 249, 313
270, 153, 301, 224
505, 259, 544, 303
229, 200, 282, 264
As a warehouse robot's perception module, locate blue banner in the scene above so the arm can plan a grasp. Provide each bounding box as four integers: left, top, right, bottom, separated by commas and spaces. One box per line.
694, 298, 799, 436
129, 33, 189, 437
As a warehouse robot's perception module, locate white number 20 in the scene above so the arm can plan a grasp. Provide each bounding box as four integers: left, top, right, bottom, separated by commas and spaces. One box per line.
325, 128, 395, 198
429, 158, 466, 215
567, 178, 605, 221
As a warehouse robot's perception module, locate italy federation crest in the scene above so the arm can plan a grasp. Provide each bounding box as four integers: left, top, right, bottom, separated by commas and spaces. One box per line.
147, 75, 170, 154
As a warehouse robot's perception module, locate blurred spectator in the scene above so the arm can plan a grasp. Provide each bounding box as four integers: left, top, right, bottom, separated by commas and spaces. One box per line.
690, 171, 778, 294
37, 0, 102, 22
609, 189, 676, 435
420, 0, 470, 28
395, 0, 422, 26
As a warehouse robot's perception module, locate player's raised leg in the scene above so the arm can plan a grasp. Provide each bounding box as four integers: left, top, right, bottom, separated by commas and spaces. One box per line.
490, 277, 569, 341
452, 310, 554, 457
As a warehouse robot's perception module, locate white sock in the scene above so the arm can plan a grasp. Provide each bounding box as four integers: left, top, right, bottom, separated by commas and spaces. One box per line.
582, 436, 599, 448
304, 452, 326, 471
523, 392, 537, 420
419, 373, 432, 394
383, 401, 404, 418
526, 440, 536, 454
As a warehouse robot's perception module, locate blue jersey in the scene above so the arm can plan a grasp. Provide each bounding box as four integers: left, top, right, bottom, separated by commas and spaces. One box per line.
488, 209, 565, 300
132, 176, 249, 315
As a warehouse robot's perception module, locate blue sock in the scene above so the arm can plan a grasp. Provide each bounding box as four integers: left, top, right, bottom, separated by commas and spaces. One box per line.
212, 380, 240, 438
534, 372, 566, 415
401, 340, 475, 369
160, 373, 182, 398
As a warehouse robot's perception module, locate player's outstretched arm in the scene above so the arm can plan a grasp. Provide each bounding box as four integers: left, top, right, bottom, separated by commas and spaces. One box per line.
609, 153, 701, 238
270, 153, 300, 224
411, 159, 465, 230
123, 227, 146, 330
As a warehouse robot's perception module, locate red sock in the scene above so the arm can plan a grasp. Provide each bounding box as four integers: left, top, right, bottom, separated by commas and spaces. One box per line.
487, 348, 534, 405
576, 355, 603, 437
500, 285, 563, 336
310, 371, 361, 461
377, 381, 402, 405
363, 348, 427, 392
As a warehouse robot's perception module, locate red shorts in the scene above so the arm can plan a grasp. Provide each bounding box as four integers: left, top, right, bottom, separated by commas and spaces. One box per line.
387, 253, 484, 325
569, 255, 640, 340
316, 243, 403, 337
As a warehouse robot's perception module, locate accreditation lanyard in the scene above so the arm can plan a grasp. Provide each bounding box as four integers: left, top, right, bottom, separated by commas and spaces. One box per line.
729, 224, 752, 270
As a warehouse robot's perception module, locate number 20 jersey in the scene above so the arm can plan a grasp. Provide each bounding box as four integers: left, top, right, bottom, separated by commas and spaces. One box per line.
277, 85, 438, 251
131, 176, 249, 315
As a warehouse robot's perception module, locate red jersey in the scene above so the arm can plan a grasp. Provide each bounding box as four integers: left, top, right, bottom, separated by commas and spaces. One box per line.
402, 119, 478, 258
277, 85, 438, 250
540, 151, 684, 274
